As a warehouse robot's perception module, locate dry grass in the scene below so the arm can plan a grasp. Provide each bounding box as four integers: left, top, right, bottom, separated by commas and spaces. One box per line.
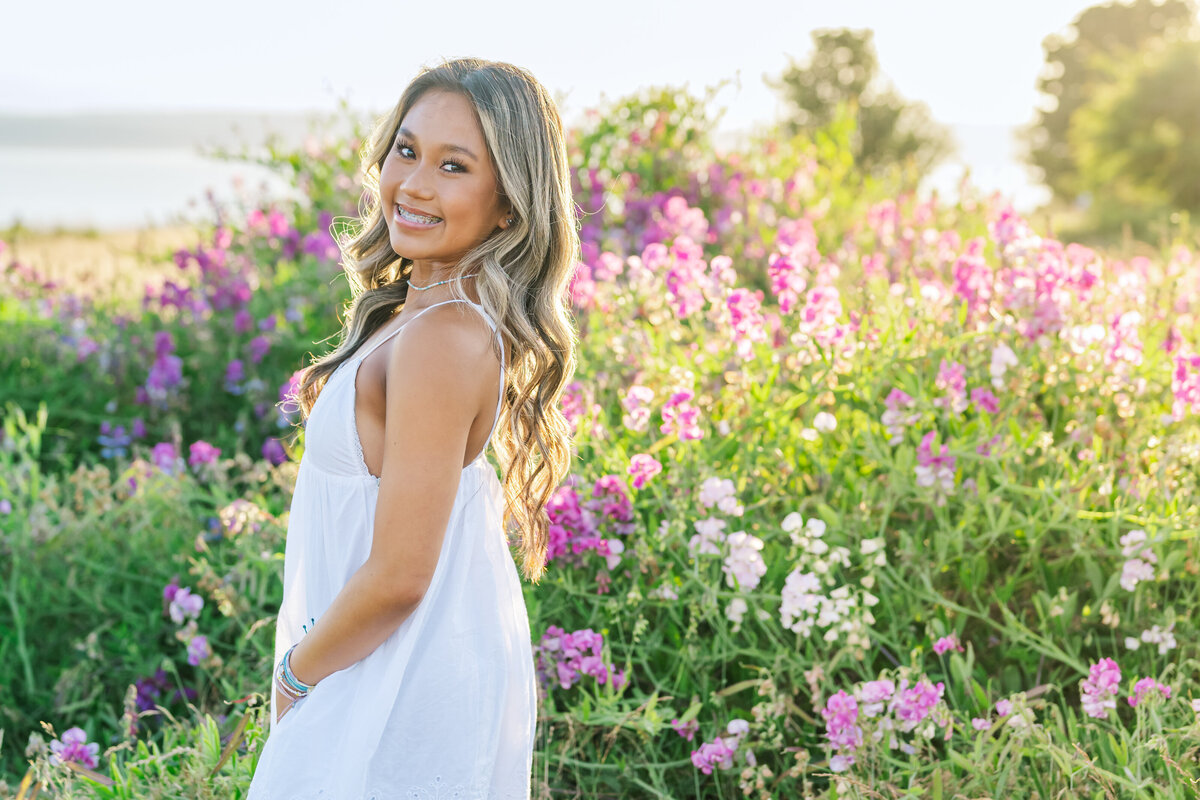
2, 225, 201, 302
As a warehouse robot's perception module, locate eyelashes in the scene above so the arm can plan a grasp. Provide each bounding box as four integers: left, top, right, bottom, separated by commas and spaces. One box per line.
393, 141, 467, 173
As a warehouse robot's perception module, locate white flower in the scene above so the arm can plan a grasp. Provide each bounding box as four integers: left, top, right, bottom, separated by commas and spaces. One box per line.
602, 538, 624, 570
1124, 637, 1140, 650
649, 583, 679, 600
990, 342, 1018, 388
725, 597, 748, 630
813, 411, 837, 433
1120, 558, 1155, 591
698, 477, 744, 516
722, 532, 767, 591
726, 718, 750, 738
688, 517, 727, 557
1141, 624, 1177, 655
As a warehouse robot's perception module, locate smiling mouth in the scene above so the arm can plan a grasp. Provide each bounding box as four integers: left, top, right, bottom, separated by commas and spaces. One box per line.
395, 204, 443, 225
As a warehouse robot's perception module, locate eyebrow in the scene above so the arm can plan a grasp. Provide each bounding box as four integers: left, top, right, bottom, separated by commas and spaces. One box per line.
396, 127, 479, 161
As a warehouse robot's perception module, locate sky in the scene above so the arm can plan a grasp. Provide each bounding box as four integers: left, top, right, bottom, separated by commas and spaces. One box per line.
4, 0, 1102, 130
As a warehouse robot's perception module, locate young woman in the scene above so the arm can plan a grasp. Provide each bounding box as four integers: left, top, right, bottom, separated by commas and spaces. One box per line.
246, 58, 578, 799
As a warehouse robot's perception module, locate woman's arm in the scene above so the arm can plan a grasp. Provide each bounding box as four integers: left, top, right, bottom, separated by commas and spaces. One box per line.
282, 308, 494, 693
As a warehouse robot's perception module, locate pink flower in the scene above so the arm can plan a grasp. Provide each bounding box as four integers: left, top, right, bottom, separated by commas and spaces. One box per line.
725, 288, 768, 360
1127, 677, 1171, 707
933, 360, 968, 415
188, 440, 221, 467
971, 717, 991, 731
995, 699, 1013, 717
821, 690, 863, 752
628, 453, 662, 489
660, 389, 704, 441
1171, 351, 1200, 421
933, 634, 964, 656
49, 726, 100, 770
690, 736, 737, 775
1080, 658, 1121, 718
671, 718, 699, 741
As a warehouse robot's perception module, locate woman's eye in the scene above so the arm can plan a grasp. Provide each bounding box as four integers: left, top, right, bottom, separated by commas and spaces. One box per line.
395, 143, 415, 159
441, 159, 467, 174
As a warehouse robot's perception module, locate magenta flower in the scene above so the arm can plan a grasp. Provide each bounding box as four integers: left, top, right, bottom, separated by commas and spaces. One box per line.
970, 387, 1000, 414
48, 727, 100, 770
671, 718, 699, 741
247, 334, 271, 365
1127, 677, 1171, 707
1080, 658, 1121, 718
932, 634, 964, 656
627, 453, 662, 489
1171, 351, 1200, 421
188, 440, 221, 467
660, 389, 703, 441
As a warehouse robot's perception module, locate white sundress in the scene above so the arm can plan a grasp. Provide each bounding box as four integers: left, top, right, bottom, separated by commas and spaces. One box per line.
246, 298, 536, 800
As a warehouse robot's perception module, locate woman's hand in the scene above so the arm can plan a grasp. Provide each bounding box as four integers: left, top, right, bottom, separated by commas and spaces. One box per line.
274, 683, 297, 724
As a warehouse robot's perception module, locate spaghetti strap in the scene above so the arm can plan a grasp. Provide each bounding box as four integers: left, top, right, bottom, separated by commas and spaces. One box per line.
356, 298, 505, 447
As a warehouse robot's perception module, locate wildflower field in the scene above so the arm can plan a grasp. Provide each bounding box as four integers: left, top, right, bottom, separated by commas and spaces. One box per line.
2, 94, 1199, 799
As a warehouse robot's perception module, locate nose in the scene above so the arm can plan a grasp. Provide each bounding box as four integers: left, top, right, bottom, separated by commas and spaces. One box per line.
397, 159, 435, 200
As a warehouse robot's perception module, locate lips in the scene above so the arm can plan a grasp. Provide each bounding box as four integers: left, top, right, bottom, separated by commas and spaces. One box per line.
394, 203, 443, 225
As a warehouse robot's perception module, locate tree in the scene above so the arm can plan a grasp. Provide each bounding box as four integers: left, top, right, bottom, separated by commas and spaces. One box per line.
768, 28, 954, 180
1069, 36, 1200, 228
1020, 0, 1197, 205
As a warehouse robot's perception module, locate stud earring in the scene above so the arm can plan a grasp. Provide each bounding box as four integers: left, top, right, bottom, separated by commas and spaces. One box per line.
506, 216, 515, 226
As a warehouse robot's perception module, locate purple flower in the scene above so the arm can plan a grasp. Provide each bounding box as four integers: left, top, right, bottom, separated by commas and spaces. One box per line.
0, 499, 11, 515
247, 334, 271, 365
48, 727, 100, 770
151, 442, 181, 474
168, 586, 204, 624
187, 634, 211, 666
134, 668, 171, 712
262, 438, 287, 465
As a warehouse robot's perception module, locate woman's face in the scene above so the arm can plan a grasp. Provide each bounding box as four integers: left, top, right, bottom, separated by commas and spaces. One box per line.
379, 89, 511, 270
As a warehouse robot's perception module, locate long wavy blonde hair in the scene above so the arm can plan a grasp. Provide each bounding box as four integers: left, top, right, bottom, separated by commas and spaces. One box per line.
296, 58, 579, 583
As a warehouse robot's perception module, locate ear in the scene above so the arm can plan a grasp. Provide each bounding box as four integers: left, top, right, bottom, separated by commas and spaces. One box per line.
498, 205, 517, 230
